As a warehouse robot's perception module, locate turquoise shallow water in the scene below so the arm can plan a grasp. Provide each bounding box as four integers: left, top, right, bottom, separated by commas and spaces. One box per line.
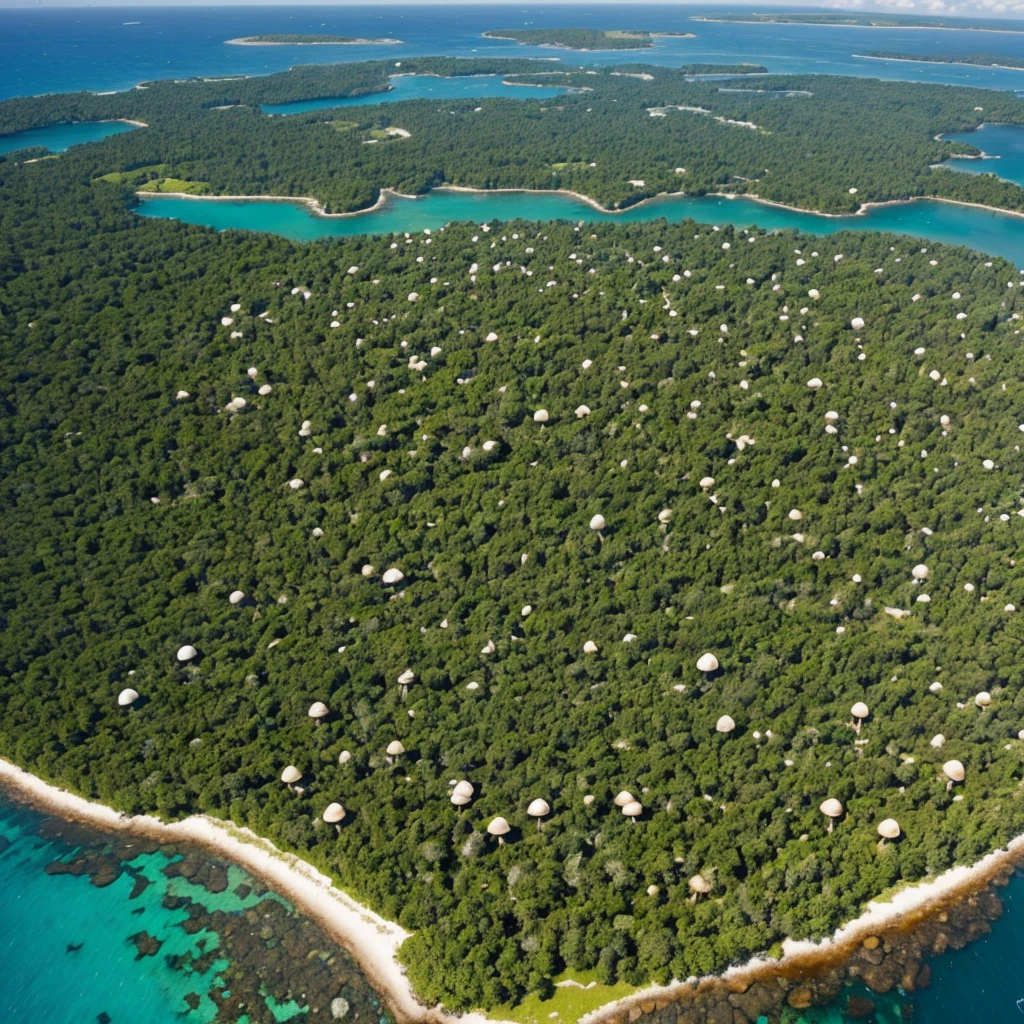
261, 73, 567, 115
137, 189, 1024, 268
0, 791, 390, 1024
0, 120, 138, 155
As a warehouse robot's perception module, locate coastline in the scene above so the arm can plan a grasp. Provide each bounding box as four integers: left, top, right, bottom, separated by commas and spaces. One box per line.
852, 53, 1024, 72
688, 17, 1024, 33
138, 180, 1024, 227
3, 753, 1024, 1024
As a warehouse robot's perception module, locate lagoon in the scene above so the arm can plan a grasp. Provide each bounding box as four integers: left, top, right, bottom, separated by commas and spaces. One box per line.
138, 188, 1024, 268
261, 73, 567, 115
944, 123, 1024, 187
0, 119, 137, 155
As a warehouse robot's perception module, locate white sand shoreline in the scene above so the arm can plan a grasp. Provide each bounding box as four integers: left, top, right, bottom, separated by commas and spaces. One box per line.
3, 754, 1024, 1024
225, 37, 403, 47
137, 181, 1024, 229
852, 53, 1024, 72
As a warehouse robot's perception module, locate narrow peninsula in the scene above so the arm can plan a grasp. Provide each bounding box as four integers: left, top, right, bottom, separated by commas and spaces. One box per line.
861, 51, 1024, 70
691, 12, 1024, 31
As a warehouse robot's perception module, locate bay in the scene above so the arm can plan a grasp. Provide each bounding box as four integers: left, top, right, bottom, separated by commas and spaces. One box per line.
5, 5, 1024, 102
261, 74, 567, 116
0, 119, 137, 155
944, 122, 1024, 186
137, 189, 1024, 268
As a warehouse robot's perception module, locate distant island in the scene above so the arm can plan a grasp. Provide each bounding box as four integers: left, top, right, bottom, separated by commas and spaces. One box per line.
862, 51, 1024, 70
226, 34, 403, 46
679, 63, 767, 76
691, 12, 1024, 31
483, 28, 693, 50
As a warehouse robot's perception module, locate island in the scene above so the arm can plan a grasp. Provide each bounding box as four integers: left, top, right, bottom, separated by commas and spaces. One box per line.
483, 29, 693, 50
860, 51, 1024, 70
226, 34, 403, 46
5, 52, 1024, 1024
691, 12, 1024, 31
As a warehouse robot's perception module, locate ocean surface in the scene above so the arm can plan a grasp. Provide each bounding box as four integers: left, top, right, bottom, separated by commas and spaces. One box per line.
0, 791, 392, 1024
4, 5, 1024, 101
7, 6, 1024, 1023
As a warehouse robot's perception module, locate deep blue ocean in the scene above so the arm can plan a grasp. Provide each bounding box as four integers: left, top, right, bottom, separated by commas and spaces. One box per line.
4, 4, 1024, 100
6, 6, 1024, 1022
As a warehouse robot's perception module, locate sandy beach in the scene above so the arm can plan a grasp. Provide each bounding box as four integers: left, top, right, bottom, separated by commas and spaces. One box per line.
853, 53, 1024, 72
4, 753, 1024, 1024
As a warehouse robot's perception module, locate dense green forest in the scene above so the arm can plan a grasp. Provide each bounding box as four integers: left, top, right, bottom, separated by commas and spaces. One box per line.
482, 30, 665, 50
227, 35, 402, 46
1, 60, 1023, 217
4, 111, 1024, 1009
865, 52, 1024, 70
692, 12, 1024, 30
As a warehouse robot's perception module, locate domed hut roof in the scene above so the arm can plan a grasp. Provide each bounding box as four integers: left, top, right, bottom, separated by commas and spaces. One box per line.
322, 803, 346, 824
877, 818, 901, 840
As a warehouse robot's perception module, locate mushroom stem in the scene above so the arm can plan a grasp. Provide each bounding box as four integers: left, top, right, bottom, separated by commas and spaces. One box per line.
827, 817, 834, 834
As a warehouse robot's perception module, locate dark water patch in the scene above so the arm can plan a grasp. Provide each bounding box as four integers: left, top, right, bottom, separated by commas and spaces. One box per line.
0, 790, 391, 1024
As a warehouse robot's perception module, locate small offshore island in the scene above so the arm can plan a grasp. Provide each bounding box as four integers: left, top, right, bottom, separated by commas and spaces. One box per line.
227, 34, 404, 46
483, 29, 693, 50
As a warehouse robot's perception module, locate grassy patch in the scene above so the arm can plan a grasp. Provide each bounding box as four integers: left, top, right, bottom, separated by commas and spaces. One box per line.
138, 178, 210, 194
490, 971, 641, 1024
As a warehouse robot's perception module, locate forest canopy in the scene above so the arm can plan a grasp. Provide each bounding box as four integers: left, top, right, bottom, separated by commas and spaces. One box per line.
3, 120, 1024, 1008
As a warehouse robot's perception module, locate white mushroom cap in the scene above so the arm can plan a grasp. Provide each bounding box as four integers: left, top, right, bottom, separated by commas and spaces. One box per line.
339, 750, 352, 764
613, 790, 635, 807
487, 816, 511, 836
699, 476, 715, 489
975, 692, 992, 708
453, 780, 475, 798
398, 669, 416, 686
851, 317, 866, 331
807, 378, 823, 390
788, 509, 803, 521
583, 794, 595, 806
308, 701, 329, 719
451, 793, 472, 807
943, 760, 965, 782
527, 798, 551, 818
229, 590, 245, 605
696, 652, 719, 673
912, 564, 930, 580
281, 765, 302, 784
621, 801, 643, 818
715, 715, 735, 734
658, 509, 673, 524
930, 734, 945, 748
117, 688, 139, 707
258, 384, 273, 396
851, 702, 869, 720
533, 409, 550, 424
322, 802, 346, 824
382, 568, 405, 584
819, 798, 844, 818
589, 514, 606, 531
575, 404, 592, 419
176, 645, 197, 662
583, 640, 599, 654
175, 390, 191, 400
877, 818, 901, 839
288, 479, 304, 490
688, 874, 712, 894
386, 740, 406, 756
647, 884, 659, 896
